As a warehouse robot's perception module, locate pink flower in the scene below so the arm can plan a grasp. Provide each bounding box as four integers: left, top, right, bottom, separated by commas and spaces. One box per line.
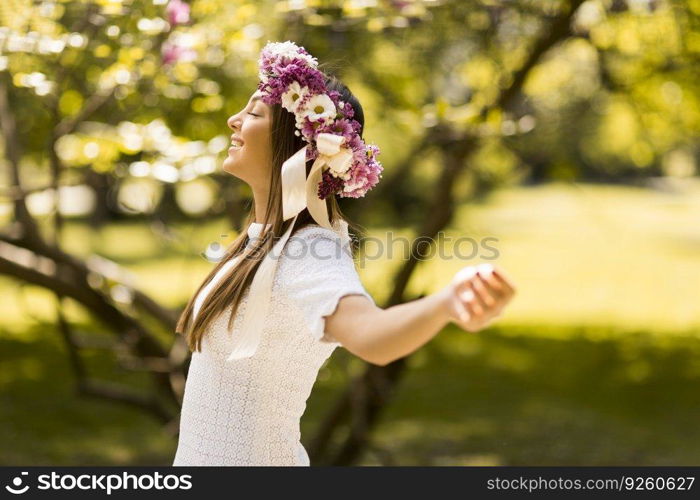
391, 0, 411, 10
161, 40, 195, 65
166, 0, 190, 26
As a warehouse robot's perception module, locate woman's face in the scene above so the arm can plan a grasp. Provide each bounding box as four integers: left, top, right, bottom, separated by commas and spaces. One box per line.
223, 90, 272, 189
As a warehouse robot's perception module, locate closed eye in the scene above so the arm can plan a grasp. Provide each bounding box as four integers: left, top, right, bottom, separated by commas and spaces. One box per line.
247, 112, 258, 117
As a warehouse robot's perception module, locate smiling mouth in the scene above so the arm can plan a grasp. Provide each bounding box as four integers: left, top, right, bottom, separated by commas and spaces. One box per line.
230, 135, 244, 147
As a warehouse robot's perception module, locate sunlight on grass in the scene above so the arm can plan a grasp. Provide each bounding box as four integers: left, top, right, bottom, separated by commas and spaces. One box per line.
401, 180, 700, 334
3, 181, 698, 335
344, 324, 700, 465
3, 182, 700, 465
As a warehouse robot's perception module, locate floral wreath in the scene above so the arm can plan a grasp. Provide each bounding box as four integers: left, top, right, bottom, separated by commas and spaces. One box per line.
222, 41, 384, 361
256, 40, 383, 200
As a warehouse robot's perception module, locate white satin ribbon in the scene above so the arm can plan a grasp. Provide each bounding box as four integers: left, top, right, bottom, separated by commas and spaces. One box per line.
225, 139, 350, 361
316, 133, 354, 178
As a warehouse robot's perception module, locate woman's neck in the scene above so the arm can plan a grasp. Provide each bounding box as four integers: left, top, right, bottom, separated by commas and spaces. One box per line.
252, 187, 269, 224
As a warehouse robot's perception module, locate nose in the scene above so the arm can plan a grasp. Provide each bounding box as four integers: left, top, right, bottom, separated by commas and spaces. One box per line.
227, 114, 240, 131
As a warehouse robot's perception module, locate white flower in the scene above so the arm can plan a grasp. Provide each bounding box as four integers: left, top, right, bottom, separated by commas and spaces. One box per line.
294, 114, 307, 131
264, 41, 318, 68
300, 93, 336, 123
281, 81, 309, 113
329, 163, 352, 180
293, 52, 318, 68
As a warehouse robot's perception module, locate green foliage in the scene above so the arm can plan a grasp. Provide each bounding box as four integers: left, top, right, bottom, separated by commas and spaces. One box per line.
1, 0, 699, 465
1, 0, 697, 223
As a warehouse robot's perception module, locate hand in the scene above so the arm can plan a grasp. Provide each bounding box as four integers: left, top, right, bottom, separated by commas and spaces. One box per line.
440, 263, 516, 332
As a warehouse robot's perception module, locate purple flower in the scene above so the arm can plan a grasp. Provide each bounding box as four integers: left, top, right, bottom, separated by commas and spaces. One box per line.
299, 115, 323, 143
318, 169, 345, 200
318, 117, 354, 142
166, 0, 190, 26
259, 58, 326, 104
305, 144, 319, 162
339, 100, 355, 120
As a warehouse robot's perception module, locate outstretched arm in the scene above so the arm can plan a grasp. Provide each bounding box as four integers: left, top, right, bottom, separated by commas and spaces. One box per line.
325, 264, 517, 366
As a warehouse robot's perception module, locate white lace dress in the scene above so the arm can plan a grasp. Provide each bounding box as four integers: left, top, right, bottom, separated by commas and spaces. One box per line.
172, 222, 375, 466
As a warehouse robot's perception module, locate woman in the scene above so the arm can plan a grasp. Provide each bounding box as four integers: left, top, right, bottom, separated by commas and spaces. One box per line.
172, 41, 516, 466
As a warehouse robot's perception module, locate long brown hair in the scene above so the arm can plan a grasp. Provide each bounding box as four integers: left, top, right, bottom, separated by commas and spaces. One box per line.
176, 72, 367, 352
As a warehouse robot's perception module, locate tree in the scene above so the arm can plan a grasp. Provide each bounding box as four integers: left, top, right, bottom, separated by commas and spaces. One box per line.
1, 0, 697, 464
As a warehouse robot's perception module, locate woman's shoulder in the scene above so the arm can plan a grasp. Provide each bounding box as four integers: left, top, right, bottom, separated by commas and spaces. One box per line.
283, 222, 354, 266
291, 222, 348, 243
280, 222, 364, 292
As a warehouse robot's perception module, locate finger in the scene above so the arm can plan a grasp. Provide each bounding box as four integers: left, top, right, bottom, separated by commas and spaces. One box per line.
491, 267, 515, 293
458, 286, 475, 304
474, 272, 499, 307
491, 268, 516, 295
476, 270, 506, 300
474, 278, 498, 311
453, 266, 478, 287
469, 280, 488, 310
464, 301, 483, 322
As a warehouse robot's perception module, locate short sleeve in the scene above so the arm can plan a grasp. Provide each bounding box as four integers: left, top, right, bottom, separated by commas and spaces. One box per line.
282, 227, 375, 345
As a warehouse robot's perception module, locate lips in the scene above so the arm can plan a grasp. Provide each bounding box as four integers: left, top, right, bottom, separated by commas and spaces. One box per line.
230, 134, 244, 148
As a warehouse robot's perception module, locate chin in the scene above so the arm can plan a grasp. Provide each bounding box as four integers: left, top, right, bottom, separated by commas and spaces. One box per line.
222, 157, 242, 177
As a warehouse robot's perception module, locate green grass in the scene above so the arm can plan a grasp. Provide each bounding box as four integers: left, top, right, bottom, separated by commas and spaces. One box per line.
1, 180, 699, 465
0, 324, 175, 465
396, 179, 700, 332
355, 324, 700, 465
3, 322, 699, 465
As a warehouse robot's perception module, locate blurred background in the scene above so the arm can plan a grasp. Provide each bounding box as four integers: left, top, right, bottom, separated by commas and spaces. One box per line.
0, 0, 698, 466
